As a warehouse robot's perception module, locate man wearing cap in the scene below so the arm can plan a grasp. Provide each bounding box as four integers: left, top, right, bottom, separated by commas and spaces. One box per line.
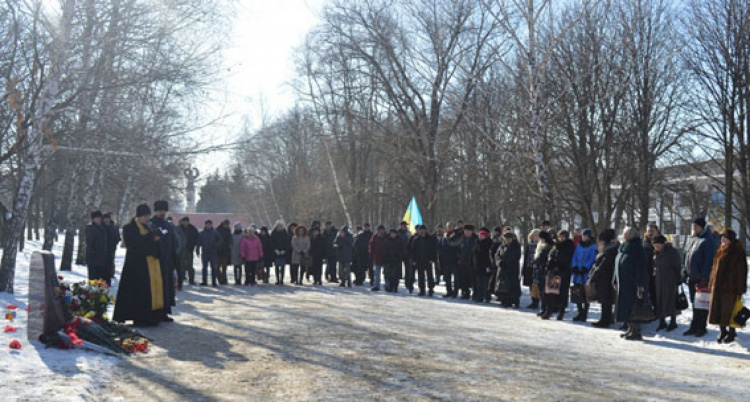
151, 201, 177, 321
179, 217, 199, 285
369, 225, 387, 291
457, 224, 478, 299
197, 219, 222, 286
410, 225, 438, 296
353, 223, 374, 286
683, 216, 717, 337
85, 210, 108, 282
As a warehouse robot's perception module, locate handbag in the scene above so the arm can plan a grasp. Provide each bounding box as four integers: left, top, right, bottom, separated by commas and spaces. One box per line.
630, 299, 656, 322
570, 284, 585, 304
585, 282, 598, 302
694, 286, 710, 310
676, 285, 689, 311
731, 297, 749, 328
545, 273, 561, 295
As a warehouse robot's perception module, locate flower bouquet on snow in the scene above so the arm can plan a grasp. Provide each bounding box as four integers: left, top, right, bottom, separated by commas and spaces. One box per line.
41, 277, 150, 355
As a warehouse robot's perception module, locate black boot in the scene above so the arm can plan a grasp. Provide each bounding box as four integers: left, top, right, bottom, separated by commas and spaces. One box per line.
527, 298, 539, 309
625, 326, 643, 341
717, 326, 728, 344
556, 308, 565, 321
541, 308, 552, 320
656, 319, 668, 332
666, 317, 678, 332
724, 327, 737, 344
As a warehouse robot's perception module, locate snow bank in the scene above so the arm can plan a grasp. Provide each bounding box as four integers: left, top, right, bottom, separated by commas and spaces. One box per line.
0, 238, 123, 401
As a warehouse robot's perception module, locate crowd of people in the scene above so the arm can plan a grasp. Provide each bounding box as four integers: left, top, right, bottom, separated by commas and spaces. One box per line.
93, 201, 748, 344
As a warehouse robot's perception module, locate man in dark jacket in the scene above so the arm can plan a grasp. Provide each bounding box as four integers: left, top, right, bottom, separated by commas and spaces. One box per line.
102, 212, 120, 286
179, 217, 199, 285
369, 225, 387, 291
409, 225, 438, 296
150, 200, 177, 321
457, 224, 477, 300
271, 221, 290, 285
216, 219, 232, 285
197, 219, 222, 286
473, 229, 494, 303
589, 229, 619, 328
683, 217, 717, 337
438, 222, 460, 298
353, 223, 374, 286
85, 210, 108, 282
382, 229, 405, 292
335, 227, 354, 287
398, 221, 413, 292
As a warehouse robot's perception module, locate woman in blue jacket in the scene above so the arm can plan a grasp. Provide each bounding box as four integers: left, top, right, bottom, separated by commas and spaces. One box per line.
571, 229, 598, 321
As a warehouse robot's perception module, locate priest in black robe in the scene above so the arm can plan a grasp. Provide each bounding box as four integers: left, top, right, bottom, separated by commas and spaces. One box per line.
113, 204, 165, 327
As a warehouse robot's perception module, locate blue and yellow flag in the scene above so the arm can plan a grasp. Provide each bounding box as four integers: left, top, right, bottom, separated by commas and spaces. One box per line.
402, 196, 423, 234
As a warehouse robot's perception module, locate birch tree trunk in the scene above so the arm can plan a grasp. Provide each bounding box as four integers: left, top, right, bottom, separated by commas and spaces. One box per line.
323, 138, 352, 229
0, 0, 74, 292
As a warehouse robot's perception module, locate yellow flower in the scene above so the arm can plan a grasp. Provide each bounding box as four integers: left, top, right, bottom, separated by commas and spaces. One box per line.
100, 295, 108, 303
85, 311, 94, 318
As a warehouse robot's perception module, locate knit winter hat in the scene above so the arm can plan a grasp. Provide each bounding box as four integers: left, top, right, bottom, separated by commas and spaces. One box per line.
692, 217, 707, 228
581, 229, 593, 239
234, 222, 242, 230
652, 234, 667, 244
136, 204, 151, 217
478, 230, 490, 238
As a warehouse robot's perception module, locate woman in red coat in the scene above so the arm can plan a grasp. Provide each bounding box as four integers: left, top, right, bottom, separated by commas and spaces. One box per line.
708, 229, 748, 344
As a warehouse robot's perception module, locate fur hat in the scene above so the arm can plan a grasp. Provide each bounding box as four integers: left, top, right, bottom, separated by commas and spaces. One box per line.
652, 234, 668, 244
598, 229, 616, 243
90, 210, 103, 220
464, 224, 475, 231
205, 219, 213, 225
154, 200, 169, 212
136, 204, 151, 217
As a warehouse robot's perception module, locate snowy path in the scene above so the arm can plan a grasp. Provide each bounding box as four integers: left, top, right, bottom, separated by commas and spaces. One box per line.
101, 279, 750, 401
3, 240, 749, 401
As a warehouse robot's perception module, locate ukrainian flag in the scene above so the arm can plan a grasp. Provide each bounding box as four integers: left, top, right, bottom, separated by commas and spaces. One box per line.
402, 196, 423, 234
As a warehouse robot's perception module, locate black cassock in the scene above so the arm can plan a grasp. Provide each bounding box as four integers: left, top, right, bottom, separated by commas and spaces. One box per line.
150, 216, 176, 312
113, 219, 165, 323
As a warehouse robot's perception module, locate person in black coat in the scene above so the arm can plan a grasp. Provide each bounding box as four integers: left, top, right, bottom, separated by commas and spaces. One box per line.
542, 231, 575, 320
523, 230, 541, 308
102, 212, 120, 286
113, 204, 165, 327
457, 225, 477, 300
150, 201, 177, 321
271, 221, 289, 285
382, 229, 405, 292
335, 227, 355, 287
85, 210, 108, 283
495, 232, 522, 307
409, 225, 438, 296
588, 229, 619, 328
259, 226, 274, 284
309, 227, 327, 285
398, 222, 413, 292
353, 224, 374, 286
615, 227, 650, 341
216, 219, 233, 285
473, 229, 494, 303
178, 217, 199, 285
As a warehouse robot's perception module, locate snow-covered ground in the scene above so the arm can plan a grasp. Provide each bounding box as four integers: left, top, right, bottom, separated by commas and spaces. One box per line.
2, 239, 749, 401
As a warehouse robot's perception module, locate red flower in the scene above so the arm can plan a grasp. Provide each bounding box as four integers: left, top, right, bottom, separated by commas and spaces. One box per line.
9, 340, 21, 349
5, 304, 18, 310
4, 325, 16, 333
